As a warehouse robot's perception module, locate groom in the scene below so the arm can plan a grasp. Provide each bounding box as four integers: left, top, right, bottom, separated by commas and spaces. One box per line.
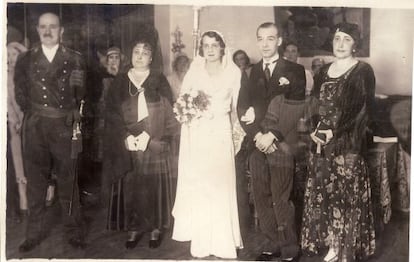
237, 22, 305, 261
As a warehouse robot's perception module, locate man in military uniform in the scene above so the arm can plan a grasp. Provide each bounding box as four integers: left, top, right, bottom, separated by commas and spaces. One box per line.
14, 12, 87, 252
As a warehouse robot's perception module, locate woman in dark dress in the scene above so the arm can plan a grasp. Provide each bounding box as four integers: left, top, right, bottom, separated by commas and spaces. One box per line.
301, 23, 376, 262
104, 38, 178, 249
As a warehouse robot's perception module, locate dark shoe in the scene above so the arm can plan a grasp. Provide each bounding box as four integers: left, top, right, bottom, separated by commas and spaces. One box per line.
125, 239, 139, 249
125, 231, 143, 249
68, 237, 86, 249
19, 238, 41, 253
281, 257, 298, 262
280, 244, 299, 262
149, 230, 162, 248
255, 251, 280, 261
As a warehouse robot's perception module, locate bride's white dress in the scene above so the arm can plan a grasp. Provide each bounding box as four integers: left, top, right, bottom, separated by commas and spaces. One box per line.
172, 56, 243, 259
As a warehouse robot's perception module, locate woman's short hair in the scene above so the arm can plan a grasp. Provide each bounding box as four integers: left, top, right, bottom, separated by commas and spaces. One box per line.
198, 31, 226, 57
126, 38, 154, 69
130, 39, 153, 54
232, 50, 250, 65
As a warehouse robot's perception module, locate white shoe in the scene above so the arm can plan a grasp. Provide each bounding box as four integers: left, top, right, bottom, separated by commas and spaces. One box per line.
323, 248, 338, 262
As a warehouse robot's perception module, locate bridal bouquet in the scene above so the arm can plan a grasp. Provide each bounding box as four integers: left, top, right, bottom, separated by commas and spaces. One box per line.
173, 89, 210, 124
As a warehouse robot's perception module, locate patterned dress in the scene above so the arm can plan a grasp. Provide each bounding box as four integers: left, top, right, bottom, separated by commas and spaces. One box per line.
301, 62, 376, 262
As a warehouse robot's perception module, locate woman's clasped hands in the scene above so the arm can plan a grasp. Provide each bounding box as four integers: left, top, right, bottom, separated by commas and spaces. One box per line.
125, 132, 150, 151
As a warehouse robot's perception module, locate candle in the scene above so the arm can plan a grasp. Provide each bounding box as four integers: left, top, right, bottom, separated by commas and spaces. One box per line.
193, 7, 199, 31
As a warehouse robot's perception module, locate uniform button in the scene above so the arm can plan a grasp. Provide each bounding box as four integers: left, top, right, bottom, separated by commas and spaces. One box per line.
44, 104, 48, 107
63, 70, 67, 73
42, 86, 46, 90
41, 78, 45, 81
37, 70, 40, 73
61, 88, 65, 91
59, 105, 63, 108
62, 78, 66, 82
43, 95, 47, 99
61, 96, 64, 100
64, 61, 68, 64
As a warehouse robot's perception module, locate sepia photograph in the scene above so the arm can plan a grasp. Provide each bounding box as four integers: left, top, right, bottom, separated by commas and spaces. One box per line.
2, 0, 413, 261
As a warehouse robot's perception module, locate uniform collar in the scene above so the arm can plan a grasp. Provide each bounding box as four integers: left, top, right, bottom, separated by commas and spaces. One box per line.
41, 44, 59, 62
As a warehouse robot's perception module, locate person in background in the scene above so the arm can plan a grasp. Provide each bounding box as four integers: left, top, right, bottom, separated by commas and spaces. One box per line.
104, 38, 177, 249
311, 57, 325, 77
106, 47, 123, 76
79, 45, 125, 208
7, 41, 28, 222
283, 41, 314, 96
233, 49, 253, 78
14, 12, 87, 252
232, 48, 253, 237
237, 22, 306, 262
301, 22, 376, 262
167, 53, 190, 101
166, 53, 190, 202
96, 46, 124, 210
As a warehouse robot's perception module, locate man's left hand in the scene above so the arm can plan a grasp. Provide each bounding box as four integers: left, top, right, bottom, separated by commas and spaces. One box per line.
69, 69, 84, 88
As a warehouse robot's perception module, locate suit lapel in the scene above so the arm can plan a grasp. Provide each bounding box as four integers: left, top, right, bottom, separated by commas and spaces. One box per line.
267, 59, 286, 96
251, 62, 267, 98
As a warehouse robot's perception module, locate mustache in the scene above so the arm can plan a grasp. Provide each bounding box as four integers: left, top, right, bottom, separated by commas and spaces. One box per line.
43, 34, 53, 38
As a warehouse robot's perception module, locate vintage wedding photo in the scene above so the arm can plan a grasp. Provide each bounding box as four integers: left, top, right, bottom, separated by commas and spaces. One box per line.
3, 1, 412, 261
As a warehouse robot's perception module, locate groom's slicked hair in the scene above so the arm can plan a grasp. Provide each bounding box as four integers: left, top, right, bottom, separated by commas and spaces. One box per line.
256, 22, 283, 37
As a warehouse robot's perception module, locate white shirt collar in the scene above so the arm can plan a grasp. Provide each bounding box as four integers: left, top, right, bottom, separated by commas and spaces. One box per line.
262, 53, 279, 75
42, 44, 59, 63
263, 53, 280, 65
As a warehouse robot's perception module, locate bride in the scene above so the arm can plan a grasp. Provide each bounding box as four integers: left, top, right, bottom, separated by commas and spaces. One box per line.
172, 30, 243, 259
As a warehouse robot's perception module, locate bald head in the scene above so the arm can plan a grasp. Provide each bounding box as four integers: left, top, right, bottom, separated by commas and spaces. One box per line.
37, 12, 64, 48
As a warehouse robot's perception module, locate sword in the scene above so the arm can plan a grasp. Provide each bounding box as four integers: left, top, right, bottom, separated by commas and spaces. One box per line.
69, 100, 85, 216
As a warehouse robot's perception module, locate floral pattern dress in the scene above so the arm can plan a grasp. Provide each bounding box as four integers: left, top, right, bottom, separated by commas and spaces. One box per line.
301, 63, 376, 262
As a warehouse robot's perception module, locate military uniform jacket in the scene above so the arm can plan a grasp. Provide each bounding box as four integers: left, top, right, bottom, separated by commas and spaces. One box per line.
14, 45, 86, 114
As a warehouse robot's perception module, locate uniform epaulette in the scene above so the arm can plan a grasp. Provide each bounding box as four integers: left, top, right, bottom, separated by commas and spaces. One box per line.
62, 46, 83, 57
31, 46, 40, 53
16, 48, 31, 61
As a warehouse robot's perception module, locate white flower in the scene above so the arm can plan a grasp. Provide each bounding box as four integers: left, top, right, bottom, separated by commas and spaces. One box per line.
178, 100, 186, 107
278, 77, 290, 86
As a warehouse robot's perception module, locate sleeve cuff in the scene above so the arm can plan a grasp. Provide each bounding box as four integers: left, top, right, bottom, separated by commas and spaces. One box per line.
269, 129, 284, 142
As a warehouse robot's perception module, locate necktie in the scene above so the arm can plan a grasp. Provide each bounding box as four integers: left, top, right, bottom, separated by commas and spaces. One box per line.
264, 63, 271, 82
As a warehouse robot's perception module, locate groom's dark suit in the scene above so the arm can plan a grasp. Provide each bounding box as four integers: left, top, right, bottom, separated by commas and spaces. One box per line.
237, 58, 305, 258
